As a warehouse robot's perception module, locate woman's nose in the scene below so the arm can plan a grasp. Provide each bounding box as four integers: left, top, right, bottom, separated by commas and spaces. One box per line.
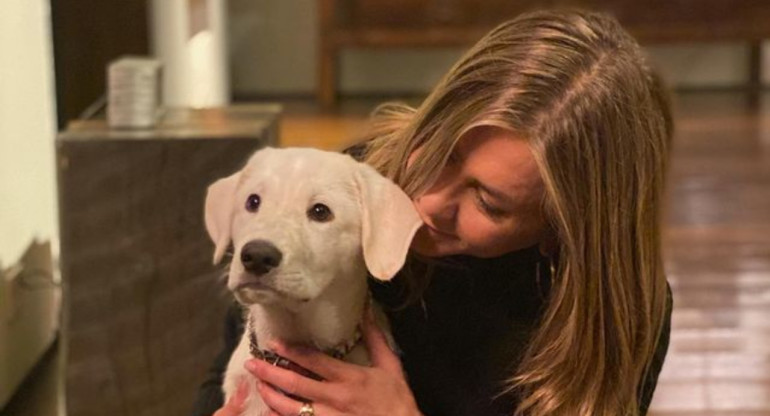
417, 182, 459, 225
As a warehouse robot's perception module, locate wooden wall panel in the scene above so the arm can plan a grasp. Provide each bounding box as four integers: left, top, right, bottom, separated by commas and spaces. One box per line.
319, 0, 770, 106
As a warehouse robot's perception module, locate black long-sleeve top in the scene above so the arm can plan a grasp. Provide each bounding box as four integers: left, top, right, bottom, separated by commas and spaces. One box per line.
190, 245, 672, 416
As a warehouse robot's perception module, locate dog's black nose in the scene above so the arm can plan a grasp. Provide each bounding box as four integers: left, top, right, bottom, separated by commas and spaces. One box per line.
240, 240, 282, 276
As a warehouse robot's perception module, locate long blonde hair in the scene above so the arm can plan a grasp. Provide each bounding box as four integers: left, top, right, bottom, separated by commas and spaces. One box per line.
361, 9, 672, 416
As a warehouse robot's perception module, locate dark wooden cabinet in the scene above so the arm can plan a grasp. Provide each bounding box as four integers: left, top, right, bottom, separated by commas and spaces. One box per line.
319, 0, 770, 106
57, 105, 280, 416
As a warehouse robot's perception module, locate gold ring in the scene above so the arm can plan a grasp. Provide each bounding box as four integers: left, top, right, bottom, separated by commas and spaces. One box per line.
298, 402, 315, 416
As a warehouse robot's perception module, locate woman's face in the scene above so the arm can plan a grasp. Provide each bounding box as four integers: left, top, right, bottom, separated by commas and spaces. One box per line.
410, 126, 549, 258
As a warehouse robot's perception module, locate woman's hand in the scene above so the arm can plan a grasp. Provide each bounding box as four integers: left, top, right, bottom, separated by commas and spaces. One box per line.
213, 378, 249, 416
244, 309, 422, 416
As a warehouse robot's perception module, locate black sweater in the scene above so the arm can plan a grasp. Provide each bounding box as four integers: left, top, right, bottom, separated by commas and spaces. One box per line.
190, 245, 672, 416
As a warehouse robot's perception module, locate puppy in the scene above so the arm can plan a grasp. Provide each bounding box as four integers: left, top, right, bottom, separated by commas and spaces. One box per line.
204, 147, 422, 415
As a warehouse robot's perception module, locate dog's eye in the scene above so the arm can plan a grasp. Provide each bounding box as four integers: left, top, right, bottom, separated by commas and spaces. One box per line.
245, 194, 261, 212
308, 203, 333, 222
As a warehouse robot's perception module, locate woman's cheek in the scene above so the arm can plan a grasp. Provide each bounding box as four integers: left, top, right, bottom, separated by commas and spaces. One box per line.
459, 212, 495, 246
465, 216, 519, 254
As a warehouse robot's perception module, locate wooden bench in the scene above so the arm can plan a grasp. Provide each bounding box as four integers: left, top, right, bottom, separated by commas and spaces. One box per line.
319, 0, 770, 107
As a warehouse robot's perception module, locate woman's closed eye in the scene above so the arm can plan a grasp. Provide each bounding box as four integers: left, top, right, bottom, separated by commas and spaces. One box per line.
475, 188, 509, 219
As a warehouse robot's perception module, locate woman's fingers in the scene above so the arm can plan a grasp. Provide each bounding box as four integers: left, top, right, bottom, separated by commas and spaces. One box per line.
256, 381, 330, 416
245, 322, 419, 416
269, 341, 347, 381
245, 358, 333, 402
363, 307, 403, 374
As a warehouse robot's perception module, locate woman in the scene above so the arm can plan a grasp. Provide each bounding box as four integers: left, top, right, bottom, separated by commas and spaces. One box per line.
196, 9, 673, 416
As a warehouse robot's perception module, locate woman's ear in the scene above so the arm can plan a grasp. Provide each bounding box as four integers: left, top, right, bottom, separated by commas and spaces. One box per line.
354, 165, 423, 280
204, 171, 241, 264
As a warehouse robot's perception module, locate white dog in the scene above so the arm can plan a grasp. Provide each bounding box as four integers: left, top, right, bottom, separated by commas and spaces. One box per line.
204, 147, 422, 415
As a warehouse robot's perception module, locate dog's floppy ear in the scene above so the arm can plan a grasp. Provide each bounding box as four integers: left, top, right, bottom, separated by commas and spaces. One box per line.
205, 171, 241, 264
354, 165, 422, 280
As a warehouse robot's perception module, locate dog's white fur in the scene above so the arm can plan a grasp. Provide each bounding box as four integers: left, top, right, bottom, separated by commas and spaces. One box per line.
204, 147, 422, 415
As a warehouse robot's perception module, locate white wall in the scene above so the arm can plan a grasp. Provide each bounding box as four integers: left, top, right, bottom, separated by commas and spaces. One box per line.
228, 0, 766, 97
0, 1, 59, 408
0, 0, 58, 267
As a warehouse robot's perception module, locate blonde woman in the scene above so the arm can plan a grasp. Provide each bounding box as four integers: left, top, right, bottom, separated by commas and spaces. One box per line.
200, 9, 673, 416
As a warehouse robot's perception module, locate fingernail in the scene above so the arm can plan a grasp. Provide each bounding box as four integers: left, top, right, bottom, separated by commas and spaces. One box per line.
245, 359, 258, 372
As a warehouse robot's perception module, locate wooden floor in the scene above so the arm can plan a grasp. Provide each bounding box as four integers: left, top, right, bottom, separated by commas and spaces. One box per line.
647, 92, 770, 415
2, 91, 769, 416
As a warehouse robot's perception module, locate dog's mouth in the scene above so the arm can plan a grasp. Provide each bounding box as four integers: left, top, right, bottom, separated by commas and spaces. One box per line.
234, 282, 282, 305
233, 276, 311, 304
234, 280, 282, 297
235, 281, 275, 292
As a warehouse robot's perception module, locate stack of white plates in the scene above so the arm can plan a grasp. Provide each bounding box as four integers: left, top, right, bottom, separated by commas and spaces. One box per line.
107, 57, 162, 129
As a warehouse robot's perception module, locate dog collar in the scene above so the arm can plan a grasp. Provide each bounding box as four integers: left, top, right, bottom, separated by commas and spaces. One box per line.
246, 314, 364, 380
